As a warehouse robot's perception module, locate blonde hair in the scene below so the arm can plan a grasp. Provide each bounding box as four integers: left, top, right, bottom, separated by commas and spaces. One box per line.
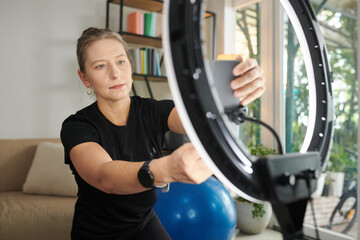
76, 27, 133, 73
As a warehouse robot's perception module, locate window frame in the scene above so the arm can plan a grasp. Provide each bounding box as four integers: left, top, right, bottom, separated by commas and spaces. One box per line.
227, 0, 359, 239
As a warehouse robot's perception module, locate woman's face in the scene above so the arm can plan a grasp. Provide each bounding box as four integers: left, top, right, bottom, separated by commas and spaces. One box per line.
79, 38, 132, 103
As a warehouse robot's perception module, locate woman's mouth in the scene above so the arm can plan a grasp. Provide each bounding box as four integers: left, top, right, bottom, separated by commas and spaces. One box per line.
110, 84, 125, 89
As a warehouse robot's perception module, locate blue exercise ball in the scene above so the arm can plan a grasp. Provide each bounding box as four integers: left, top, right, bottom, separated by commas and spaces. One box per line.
153, 176, 236, 240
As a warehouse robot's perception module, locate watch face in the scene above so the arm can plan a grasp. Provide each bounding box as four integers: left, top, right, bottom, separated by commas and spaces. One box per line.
138, 168, 154, 188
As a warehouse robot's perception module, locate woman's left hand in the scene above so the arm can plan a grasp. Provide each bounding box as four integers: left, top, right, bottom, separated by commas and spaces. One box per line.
231, 56, 265, 106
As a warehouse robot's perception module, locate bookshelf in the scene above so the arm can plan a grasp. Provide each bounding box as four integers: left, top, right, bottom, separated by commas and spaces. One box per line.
132, 74, 167, 83
106, 0, 164, 49
105, 0, 215, 51
110, 0, 163, 12
105, 0, 216, 87
121, 33, 162, 48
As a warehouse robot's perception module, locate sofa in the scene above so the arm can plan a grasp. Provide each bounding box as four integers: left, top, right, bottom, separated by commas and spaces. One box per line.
0, 139, 77, 240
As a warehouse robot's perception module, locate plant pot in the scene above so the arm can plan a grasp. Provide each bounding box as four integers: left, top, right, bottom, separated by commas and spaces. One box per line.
328, 171, 344, 197
311, 173, 326, 198
234, 199, 272, 235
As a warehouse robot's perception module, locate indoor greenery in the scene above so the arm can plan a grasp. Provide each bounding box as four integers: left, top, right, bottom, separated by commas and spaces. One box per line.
234, 143, 276, 219
234, 196, 266, 219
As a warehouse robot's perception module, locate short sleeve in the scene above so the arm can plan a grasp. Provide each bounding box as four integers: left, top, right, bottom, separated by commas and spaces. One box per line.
144, 99, 175, 134
60, 115, 100, 164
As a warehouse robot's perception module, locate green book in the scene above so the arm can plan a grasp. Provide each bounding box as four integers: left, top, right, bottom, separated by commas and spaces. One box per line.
144, 13, 152, 36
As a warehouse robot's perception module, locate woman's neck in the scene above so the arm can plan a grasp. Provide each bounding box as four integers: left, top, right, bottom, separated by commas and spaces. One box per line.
97, 96, 131, 126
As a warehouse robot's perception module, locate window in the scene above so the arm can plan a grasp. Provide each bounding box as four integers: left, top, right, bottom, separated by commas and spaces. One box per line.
234, 3, 263, 148
231, 0, 358, 239
283, 2, 358, 238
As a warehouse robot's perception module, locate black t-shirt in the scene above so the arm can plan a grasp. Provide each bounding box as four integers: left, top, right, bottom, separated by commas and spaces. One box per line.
60, 96, 175, 240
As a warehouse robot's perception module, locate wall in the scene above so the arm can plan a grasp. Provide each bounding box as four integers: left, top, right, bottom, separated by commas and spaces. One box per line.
0, 0, 171, 139
207, 0, 235, 58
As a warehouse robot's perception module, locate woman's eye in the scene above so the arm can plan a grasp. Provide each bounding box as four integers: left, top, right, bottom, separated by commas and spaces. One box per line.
96, 64, 105, 69
118, 60, 125, 64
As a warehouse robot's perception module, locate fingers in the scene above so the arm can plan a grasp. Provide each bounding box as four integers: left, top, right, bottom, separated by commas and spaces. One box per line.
235, 54, 246, 63
231, 67, 263, 90
239, 85, 265, 106
180, 161, 213, 184
171, 143, 213, 184
178, 142, 202, 160
231, 57, 265, 105
232, 58, 258, 77
233, 77, 264, 98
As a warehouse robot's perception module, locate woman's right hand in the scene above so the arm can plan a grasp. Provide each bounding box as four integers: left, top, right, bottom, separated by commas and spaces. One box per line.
166, 143, 213, 184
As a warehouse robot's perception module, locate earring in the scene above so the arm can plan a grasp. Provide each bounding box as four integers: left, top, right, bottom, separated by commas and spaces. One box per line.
86, 87, 93, 95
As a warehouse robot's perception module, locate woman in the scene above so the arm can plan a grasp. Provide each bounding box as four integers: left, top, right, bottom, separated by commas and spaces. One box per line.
61, 27, 265, 240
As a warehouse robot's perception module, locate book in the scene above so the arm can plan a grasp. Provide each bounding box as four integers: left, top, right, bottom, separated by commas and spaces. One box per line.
155, 13, 162, 37
155, 50, 161, 76
144, 13, 152, 36
127, 11, 142, 34
130, 48, 164, 77
128, 11, 159, 37
150, 12, 157, 37
149, 48, 154, 75
129, 48, 141, 74
140, 48, 146, 74
139, 13, 144, 35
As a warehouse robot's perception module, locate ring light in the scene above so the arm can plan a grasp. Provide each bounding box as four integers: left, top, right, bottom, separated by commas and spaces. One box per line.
163, 0, 334, 239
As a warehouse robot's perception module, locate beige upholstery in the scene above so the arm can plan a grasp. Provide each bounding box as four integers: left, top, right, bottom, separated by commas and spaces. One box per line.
0, 138, 60, 192
0, 139, 76, 240
0, 192, 75, 240
22, 142, 77, 197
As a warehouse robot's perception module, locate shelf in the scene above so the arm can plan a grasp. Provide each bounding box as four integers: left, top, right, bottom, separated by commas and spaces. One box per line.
120, 32, 162, 48
133, 74, 167, 82
110, 0, 163, 12
110, 0, 213, 18
107, 0, 215, 85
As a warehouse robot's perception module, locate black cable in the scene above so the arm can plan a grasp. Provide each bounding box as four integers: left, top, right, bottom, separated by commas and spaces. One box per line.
227, 105, 322, 238
305, 173, 320, 240
225, 105, 284, 154
309, 199, 320, 240
241, 115, 284, 155
227, 105, 323, 238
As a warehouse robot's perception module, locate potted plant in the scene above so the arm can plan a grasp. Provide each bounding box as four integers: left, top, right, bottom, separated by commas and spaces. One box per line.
326, 151, 347, 197
321, 176, 332, 196
233, 143, 276, 234
233, 195, 273, 234
311, 171, 327, 198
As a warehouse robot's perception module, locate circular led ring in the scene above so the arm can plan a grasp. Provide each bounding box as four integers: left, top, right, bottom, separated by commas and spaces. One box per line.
163, 0, 334, 202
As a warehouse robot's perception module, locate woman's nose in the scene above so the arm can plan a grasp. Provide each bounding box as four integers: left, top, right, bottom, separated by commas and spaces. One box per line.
110, 64, 120, 79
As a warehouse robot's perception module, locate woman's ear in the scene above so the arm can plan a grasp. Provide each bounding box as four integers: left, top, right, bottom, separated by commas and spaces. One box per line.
77, 69, 91, 88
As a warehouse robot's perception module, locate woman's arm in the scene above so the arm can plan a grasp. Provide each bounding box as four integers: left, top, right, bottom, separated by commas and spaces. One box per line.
70, 142, 146, 195
70, 141, 212, 195
167, 107, 186, 134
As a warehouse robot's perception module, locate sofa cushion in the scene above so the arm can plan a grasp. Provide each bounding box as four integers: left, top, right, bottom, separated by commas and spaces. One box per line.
22, 142, 77, 197
0, 191, 75, 240
0, 138, 60, 193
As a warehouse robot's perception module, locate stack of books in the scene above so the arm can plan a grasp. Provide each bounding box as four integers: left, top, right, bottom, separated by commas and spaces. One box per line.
129, 48, 163, 76
127, 11, 161, 37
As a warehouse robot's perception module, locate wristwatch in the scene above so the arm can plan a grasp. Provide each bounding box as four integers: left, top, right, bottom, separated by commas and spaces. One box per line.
138, 160, 170, 192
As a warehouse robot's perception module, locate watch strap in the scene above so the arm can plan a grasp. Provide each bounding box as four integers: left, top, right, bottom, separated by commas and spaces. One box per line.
142, 159, 153, 169
156, 183, 170, 193
141, 160, 169, 192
